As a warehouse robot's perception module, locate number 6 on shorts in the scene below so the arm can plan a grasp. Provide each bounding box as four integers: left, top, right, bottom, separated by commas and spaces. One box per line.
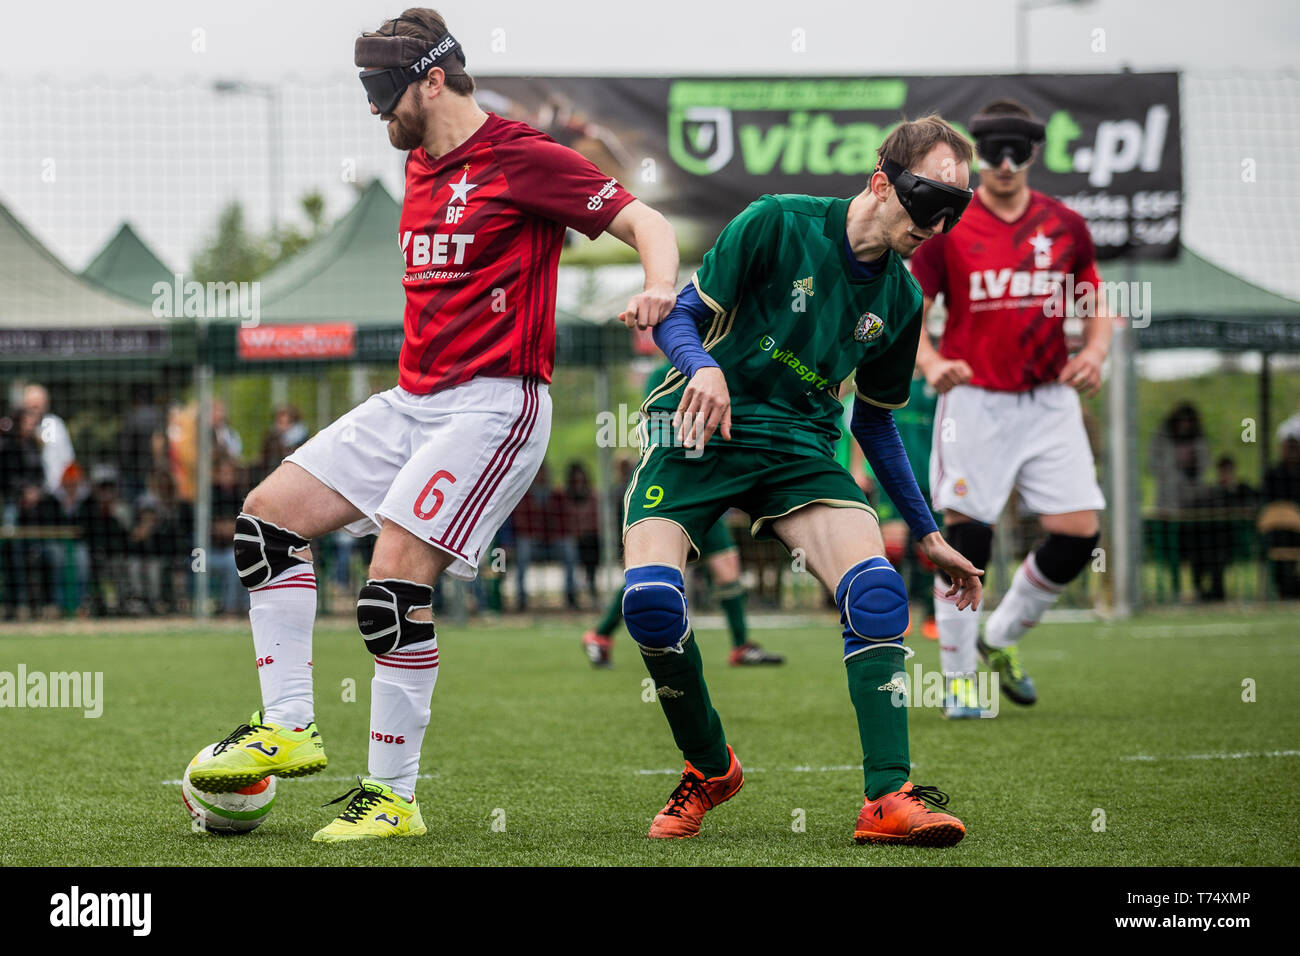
414, 470, 457, 520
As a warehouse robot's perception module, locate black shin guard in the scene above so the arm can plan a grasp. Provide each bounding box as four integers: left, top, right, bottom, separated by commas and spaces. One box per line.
939, 521, 993, 585
1033, 532, 1100, 586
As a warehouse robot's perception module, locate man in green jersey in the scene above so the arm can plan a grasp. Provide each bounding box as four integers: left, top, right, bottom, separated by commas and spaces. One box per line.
583, 363, 783, 669
618, 116, 983, 845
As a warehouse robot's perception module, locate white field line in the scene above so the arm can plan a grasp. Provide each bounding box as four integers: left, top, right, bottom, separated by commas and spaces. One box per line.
1121, 749, 1300, 762
1121, 623, 1249, 638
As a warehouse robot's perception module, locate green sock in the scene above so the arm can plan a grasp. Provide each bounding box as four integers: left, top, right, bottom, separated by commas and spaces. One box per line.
845, 645, 911, 799
714, 581, 749, 648
593, 587, 624, 637
640, 632, 729, 776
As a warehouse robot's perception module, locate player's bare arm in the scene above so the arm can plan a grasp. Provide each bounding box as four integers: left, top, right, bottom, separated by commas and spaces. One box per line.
1057, 296, 1113, 397
606, 199, 680, 330
915, 297, 972, 393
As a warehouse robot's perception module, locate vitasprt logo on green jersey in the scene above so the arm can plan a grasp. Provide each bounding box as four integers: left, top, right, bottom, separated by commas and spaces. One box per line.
759, 334, 830, 390
668, 80, 909, 177
667, 79, 1171, 186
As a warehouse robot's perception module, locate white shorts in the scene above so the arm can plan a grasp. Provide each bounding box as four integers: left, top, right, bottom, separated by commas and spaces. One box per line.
286, 377, 551, 580
929, 383, 1105, 525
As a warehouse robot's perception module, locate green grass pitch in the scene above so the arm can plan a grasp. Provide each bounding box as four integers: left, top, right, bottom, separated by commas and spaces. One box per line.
1, 609, 1297, 866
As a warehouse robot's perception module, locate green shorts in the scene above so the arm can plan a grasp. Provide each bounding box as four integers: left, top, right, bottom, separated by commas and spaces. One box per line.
699, 517, 737, 558
623, 442, 875, 559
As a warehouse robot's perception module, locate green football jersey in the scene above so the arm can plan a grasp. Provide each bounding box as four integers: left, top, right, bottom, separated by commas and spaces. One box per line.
641, 194, 924, 460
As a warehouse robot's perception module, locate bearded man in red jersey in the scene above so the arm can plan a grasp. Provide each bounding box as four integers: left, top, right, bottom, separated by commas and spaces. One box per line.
187, 8, 680, 842
909, 99, 1110, 719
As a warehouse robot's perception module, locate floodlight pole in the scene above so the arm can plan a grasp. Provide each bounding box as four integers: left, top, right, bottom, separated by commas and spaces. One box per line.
212, 80, 283, 237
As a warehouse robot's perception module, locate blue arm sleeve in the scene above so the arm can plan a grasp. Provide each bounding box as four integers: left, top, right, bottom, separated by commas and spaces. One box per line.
850, 398, 939, 540
651, 283, 720, 380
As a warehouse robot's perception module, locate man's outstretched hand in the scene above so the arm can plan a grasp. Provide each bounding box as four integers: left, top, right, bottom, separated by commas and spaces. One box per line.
918, 531, 983, 611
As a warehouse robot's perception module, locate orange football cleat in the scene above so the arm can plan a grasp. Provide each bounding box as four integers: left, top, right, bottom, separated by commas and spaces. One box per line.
648, 745, 744, 839
921, 617, 939, 641
581, 631, 613, 668
853, 781, 966, 847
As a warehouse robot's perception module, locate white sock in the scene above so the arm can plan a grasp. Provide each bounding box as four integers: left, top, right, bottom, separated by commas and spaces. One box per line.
985, 552, 1063, 649
249, 564, 317, 729
367, 637, 439, 801
934, 574, 978, 677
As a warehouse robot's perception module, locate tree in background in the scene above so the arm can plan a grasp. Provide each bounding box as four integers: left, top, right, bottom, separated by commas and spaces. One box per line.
192, 191, 327, 283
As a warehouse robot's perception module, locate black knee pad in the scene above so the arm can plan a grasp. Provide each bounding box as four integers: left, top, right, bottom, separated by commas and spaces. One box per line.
938, 521, 993, 584
233, 514, 310, 590
1034, 532, 1100, 586
357, 578, 436, 656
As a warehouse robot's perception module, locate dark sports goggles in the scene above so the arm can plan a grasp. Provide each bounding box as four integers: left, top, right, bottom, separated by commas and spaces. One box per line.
970, 113, 1046, 173
879, 158, 973, 233
358, 33, 464, 114
976, 134, 1036, 171
359, 67, 415, 114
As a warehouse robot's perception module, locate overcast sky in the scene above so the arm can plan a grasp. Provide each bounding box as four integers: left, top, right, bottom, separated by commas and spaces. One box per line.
1, 0, 1297, 295
3, 0, 1297, 79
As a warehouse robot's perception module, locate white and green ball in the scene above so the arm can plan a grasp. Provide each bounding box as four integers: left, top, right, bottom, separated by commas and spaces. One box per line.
181, 744, 276, 834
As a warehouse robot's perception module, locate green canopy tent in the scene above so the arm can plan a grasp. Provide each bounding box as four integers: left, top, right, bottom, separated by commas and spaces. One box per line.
80, 222, 175, 306
0, 201, 188, 378
1132, 245, 1300, 463
1109, 246, 1300, 608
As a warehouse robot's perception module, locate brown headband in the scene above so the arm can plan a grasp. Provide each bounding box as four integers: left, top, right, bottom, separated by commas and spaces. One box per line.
354, 32, 465, 72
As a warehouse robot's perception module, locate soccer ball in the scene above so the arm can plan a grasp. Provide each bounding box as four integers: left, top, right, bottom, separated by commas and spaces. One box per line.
181, 744, 276, 834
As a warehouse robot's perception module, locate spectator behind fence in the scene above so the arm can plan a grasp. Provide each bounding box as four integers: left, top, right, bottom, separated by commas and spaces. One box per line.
119, 383, 167, 504
260, 404, 309, 478
76, 464, 132, 616
1150, 402, 1209, 511
211, 398, 244, 462
22, 384, 75, 497
1, 406, 46, 520
511, 462, 579, 611
1188, 455, 1259, 601
129, 468, 187, 615
207, 456, 251, 615
1261, 436, 1300, 598
565, 461, 602, 605
4, 480, 64, 619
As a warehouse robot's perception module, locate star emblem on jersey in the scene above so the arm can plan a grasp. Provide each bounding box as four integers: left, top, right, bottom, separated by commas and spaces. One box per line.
446, 170, 478, 205
854, 311, 885, 342
1029, 230, 1053, 267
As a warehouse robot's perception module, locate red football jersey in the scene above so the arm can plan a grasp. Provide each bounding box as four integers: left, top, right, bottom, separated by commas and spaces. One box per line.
397, 113, 634, 393
910, 190, 1102, 392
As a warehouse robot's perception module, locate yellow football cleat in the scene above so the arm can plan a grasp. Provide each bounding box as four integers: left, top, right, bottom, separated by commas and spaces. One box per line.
312, 778, 427, 843
188, 710, 328, 793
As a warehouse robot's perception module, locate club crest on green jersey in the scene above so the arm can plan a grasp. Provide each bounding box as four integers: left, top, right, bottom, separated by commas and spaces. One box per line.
854, 311, 885, 342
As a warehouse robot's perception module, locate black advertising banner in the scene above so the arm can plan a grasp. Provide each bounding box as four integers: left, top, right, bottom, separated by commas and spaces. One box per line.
477, 72, 1181, 260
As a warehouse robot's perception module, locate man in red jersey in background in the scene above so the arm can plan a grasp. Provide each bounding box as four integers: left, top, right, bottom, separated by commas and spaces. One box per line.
909, 99, 1110, 719
187, 8, 679, 842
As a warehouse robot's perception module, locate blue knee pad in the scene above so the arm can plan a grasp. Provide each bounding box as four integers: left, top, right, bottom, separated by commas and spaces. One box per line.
836, 557, 909, 659
622, 564, 689, 654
